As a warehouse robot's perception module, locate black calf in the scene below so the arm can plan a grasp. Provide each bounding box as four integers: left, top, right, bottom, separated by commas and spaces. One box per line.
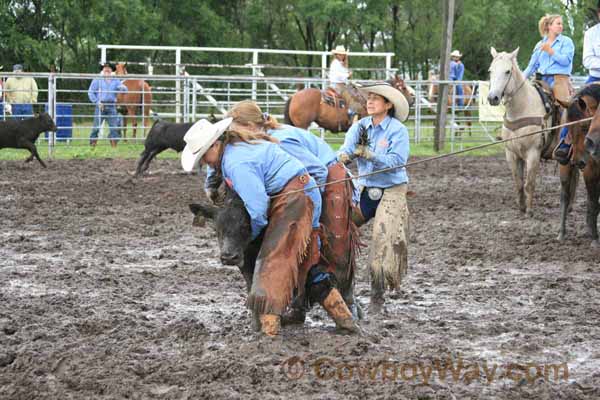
0, 113, 57, 168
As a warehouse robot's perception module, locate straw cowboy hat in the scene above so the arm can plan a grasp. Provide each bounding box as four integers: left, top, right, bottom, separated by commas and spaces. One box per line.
358, 82, 410, 122
181, 117, 233, 172
450, 50, 463, 58
331, 45, 349, 55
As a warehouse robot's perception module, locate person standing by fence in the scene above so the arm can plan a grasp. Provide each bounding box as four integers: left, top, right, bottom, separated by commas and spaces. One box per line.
583, 0, 600, 84
3, 64, 38, 120
88, 63, 128, 148
449, 50, 465, 107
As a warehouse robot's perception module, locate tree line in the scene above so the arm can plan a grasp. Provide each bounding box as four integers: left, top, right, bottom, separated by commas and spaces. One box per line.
1, 0, 599, 80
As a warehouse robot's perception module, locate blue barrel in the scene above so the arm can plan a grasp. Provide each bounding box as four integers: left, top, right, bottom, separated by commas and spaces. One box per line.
45, 103, 73, 141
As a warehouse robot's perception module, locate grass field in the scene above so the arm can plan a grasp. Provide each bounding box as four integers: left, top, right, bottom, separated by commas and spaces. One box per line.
0, 119, 505, 162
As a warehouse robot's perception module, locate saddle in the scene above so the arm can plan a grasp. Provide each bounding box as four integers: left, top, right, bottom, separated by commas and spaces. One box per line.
322, 88, 347, 109
533, 80, 563, 160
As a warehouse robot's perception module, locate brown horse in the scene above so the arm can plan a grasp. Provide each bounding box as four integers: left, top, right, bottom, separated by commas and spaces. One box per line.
427, 71, 474, 135
558, 84, 600, 247
283, 75, 415, 133
115, 63, 152, 140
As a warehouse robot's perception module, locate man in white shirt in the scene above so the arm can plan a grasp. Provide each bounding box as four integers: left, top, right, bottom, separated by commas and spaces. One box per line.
583, 1, 600, 83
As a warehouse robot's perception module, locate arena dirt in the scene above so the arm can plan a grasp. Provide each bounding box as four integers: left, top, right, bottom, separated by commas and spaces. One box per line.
1, 156, 599, 399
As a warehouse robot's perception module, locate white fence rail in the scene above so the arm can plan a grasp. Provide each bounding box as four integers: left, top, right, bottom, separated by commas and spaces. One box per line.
0, 72, 589, 155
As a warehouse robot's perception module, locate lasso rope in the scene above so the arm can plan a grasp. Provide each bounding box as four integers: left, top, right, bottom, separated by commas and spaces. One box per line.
270, 116, 593, 199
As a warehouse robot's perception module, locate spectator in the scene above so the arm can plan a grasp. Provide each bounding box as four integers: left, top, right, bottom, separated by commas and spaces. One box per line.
88, 63, 128, 148
449, 50, 465, 107
4, 64, 38, 120
583, 0, 600, 84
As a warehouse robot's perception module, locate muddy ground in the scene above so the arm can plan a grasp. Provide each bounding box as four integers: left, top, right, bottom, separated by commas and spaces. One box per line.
1, 155, 599, 399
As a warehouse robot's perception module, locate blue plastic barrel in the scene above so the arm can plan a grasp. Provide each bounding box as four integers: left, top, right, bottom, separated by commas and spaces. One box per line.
45, 103, 73, 141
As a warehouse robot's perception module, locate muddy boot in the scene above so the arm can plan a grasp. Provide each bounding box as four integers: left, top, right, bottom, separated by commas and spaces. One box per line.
90, 139, 97, 147
259, 314, 281, 337
321, 288, 361, 334
553, 139, 571, 165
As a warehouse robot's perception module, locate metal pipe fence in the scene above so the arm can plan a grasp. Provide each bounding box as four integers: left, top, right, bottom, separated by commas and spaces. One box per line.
0, 72, 589, 156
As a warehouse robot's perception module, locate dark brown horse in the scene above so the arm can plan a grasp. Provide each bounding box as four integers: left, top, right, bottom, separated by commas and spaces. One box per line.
283, 75, 415, 133
558, 84, 600, 247
115, 63, 152, 141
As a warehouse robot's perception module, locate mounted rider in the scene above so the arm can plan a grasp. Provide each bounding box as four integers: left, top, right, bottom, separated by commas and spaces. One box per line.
329, 45, 364, 120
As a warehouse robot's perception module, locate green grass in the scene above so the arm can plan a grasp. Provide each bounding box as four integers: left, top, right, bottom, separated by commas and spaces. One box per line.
0, 119, 505, 162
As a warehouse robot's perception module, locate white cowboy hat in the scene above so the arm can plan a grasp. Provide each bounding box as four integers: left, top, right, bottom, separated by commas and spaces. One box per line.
331, 45, 349, 55
358, 82, 410, 122
450, 50, 462, 58
181, 117, 233, 172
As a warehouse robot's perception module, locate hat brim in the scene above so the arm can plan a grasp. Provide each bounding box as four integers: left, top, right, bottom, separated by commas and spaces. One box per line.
181, 117, 233, 172
331, 50, 348, 55
358, 84, 410, 122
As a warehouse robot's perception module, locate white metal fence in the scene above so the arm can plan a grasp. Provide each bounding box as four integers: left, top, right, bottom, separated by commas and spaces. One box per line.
0, 71, 588, 155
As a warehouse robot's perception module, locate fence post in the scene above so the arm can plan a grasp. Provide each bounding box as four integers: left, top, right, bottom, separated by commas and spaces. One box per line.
176, 48, 181, 122
322, 53, 328, 90
252, 51, 259, 101
192, 78, 197, 121
47, 75, 55, 157
415, 82, 421, 144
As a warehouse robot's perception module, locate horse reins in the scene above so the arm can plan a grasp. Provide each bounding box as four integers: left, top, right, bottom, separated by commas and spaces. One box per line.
269, 117, 594, 200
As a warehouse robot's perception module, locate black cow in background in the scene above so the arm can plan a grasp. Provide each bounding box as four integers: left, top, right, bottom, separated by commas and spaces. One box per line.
134, 114, 220, 177
0, 113, 57, 168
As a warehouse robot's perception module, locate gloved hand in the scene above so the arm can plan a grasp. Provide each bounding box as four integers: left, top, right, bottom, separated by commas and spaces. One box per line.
338, 152, 355, 165
353, 145, 375, 160
205, 188, 221, 205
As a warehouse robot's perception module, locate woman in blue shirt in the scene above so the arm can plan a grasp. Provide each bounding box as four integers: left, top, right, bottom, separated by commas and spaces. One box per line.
338, 82, 410, 314
218, 100, 362, 323
181, 117, 359, 336
523, 14, 575, 163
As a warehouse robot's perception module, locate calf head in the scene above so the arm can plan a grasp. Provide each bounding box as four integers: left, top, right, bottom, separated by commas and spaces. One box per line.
38, 113, 58, 132
189, 187, 252, 266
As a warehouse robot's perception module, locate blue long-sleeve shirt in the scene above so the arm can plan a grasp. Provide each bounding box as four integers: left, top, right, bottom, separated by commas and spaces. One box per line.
268, 125, 337, 186
523, 34, 574, 78
88, 78, 128, 104
221, 140, 321, 240
337, 115, 410, 188
205, 124, 337, 190
449, 61, 464, 80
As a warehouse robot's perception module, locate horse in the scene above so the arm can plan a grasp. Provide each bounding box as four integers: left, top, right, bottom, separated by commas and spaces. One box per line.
427, 70, 474, 135
283, 75, 415, 133
561, 84, 600, 247
115, 63, 152, 141
487, 47, 559, 216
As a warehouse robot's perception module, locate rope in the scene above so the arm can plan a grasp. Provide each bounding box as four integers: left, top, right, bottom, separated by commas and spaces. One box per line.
270, 116, 593, 199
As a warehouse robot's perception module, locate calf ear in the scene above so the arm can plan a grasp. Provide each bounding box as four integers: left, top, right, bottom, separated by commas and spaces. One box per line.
189, 203, 216, 228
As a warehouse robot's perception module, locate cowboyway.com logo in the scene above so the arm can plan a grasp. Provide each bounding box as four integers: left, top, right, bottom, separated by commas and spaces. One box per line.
280, 355, 569, 385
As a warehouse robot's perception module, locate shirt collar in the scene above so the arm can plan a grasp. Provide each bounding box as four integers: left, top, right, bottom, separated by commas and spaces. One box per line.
366, 115, 392, 130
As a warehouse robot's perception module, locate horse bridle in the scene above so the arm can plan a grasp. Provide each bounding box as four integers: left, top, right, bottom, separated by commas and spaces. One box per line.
491, 58, 525, 103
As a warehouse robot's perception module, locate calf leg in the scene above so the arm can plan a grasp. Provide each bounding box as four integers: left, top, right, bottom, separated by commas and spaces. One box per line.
22, 142, 46, 168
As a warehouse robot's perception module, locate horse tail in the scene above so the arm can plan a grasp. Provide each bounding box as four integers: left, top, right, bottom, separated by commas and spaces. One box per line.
283, 96, 293, 125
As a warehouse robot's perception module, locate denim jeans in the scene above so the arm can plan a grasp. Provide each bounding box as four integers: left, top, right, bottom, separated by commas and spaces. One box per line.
11, 103, 34, 120
89, 104, 121, 140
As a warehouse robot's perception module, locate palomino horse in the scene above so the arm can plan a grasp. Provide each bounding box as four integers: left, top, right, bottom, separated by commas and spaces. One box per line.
427, 71, 474, 135
115, 63, 152, 141
487, 47, 558, 216
284, 75, 415, 133
560, 84, 600, 246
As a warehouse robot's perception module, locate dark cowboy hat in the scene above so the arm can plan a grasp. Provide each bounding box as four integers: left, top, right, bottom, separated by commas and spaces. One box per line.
99, 62, 115, 71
